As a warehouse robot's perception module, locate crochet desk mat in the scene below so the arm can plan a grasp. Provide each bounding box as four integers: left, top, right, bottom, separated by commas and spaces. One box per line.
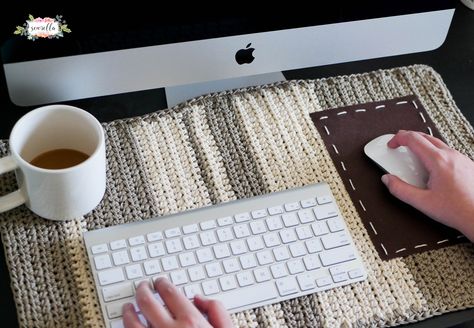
0, 65, 473, 328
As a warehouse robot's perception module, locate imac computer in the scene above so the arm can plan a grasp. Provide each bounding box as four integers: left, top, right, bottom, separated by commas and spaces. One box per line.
1, 2, 455, 109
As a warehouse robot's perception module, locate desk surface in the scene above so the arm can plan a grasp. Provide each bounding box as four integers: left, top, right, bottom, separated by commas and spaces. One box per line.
0, 3, 473, 327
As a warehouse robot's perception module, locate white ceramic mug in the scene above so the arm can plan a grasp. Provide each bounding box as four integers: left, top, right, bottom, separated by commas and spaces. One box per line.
0, 105, 106, 220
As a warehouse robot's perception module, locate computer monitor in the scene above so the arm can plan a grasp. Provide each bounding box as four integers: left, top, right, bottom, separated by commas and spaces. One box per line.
1, 2, 455, 108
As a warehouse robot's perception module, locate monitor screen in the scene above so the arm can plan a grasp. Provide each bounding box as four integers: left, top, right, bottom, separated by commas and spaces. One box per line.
1, 1, 455, 107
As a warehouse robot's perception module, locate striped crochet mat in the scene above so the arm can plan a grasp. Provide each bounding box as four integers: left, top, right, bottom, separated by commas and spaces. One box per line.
0, 64, 473, 327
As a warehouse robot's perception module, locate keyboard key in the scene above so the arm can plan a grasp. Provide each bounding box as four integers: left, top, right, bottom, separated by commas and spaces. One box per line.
211, 281, 278, 310
143, 260, 161, 275
268, 206, 284, 215
219, 276, 237, 291
109, 240, 127, 251
202, 280, 219, 295
188, 266, 206, 281
125, 264, 143, 279
279, 229, 297, 243
265, 216, 283, 231
184, 284, 202, 299
298, 209, 315, 223
349, 268, 364, 279
239, 254, 257, 269
251, 209, 267, 219
263, 233, 281, 247
297, 273, 316, 291
148, 242, 165, 258
98, 268, 125, 286
300, 198, 317, 208
102, 282, 134, 302
321, 232, 350, 249
179, 252, 197, 267
311, 222, 329, 236
200, 231, 217, 246
256, 250, 274, 265
182, 235, 200, 250
161, 256, 179, 271
217, 216, 233, 226
146, 231, 163, 242
249, 220, 267, 234
319, 246, 356, 266
236, 271, 254, 287
216, 228, 233, 242
289, 242, 307, 257
130, 246, 147, 261
296, 226, 313, 240
276, 276, 299, 296
91, 243, 108, 254
316, 195, 332, 205
230, 240, 247, 255
253, 267, 271, 282
164, 227, 181, 238
332, 272, 349, 283
165, 239, 183, 253
196, 248, 214, 263
213, 244, 231, 259
247, 236, 264, 251
316, 276, 332, 287
205, 262, 223, 277
112, 251, 130, 266
222, 258, 240, 273
170, 270, 188, 285
233, 224, 251, 238
270, 263, 288, 278
303, 254, 321, 270
235, 212, 251, 222
182, 224, 199, 234
282, 213, 299, 227
313, 203, 338, 220
94, 254, 112, 270
200, 220, 217, 230
327, 217, 345, 232
284, 202, 300, 212
273, 247, 290, 261
128, 235, 145, 246
287, 259, 305, 274
305, 239, 323, 253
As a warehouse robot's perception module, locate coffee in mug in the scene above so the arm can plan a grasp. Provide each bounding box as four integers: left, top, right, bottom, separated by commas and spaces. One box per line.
0, 105, 106, 221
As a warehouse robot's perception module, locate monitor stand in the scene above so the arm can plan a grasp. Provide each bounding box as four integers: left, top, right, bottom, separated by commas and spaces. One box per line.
164, 72, 286, 108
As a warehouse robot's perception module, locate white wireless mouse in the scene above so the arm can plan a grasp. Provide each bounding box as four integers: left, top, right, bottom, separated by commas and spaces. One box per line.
364, 134, 429, 188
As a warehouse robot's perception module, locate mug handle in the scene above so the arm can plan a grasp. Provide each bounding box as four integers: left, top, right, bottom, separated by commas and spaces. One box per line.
0, 156, 26, 213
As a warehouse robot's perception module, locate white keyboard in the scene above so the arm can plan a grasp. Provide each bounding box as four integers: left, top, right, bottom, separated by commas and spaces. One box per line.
84, 183, 367, 328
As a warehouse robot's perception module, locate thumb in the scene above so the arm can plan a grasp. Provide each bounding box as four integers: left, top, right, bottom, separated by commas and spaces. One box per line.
381, 174, 428, 209
194, 295, 233, 328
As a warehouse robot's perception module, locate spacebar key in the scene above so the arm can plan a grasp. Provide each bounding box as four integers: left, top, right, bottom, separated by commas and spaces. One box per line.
214, 282, 278, 311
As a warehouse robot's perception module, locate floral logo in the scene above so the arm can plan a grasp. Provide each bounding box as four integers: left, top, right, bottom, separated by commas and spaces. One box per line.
14, 14, 71, 41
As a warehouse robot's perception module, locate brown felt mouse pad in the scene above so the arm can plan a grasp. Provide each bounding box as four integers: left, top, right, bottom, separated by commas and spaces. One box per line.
310, 95, 466, 260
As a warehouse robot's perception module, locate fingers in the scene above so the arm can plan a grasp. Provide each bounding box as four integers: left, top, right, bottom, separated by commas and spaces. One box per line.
418, 132, 449, 149
194, 295, 233, 328
135, 281, 173, 327
154, 277, 202, 319
122, 303, 146, 328
387, 130, 440, 170
381, 174, 429, 210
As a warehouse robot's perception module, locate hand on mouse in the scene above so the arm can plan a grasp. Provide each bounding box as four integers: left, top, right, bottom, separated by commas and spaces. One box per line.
381, 130, 474, 242
122, 278, 232, 328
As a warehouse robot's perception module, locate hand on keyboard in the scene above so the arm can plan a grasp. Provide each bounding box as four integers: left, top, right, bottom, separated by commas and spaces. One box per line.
123, 278, 232, 328
84, 183, 367, 327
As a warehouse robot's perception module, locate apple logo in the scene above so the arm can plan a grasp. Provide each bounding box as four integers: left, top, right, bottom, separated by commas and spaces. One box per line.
235, 43, 255, 65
